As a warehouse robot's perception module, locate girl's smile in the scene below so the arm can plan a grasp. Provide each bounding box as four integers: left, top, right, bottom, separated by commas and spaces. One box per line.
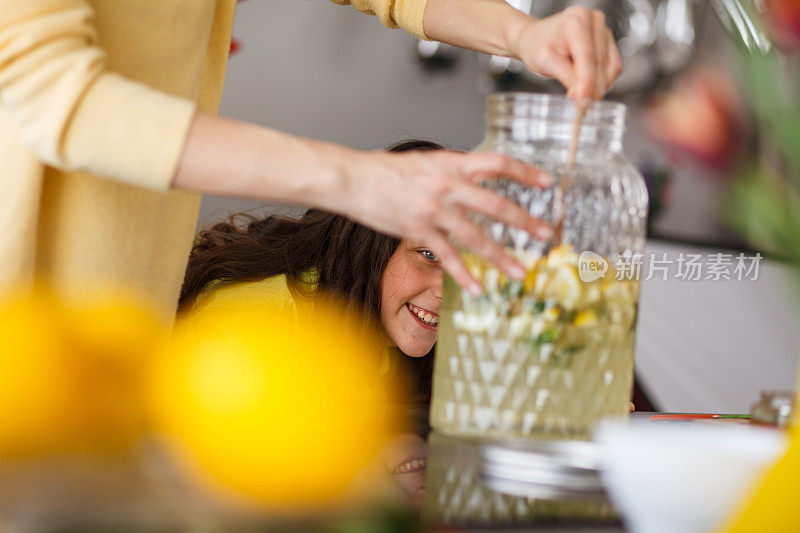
405, 302, 439, 329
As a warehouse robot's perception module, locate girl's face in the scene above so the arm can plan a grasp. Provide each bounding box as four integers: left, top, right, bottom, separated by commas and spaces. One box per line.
380, 240, 444, 357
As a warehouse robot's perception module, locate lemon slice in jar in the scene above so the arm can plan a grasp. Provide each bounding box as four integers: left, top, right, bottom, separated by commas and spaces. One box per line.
543, 265, 581, 311
574, 310, 598, 328
545, 244, 579, 269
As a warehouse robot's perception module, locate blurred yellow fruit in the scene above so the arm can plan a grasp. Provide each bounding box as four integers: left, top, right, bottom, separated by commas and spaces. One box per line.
62, 287, 164, 364
61, 288, 166, 450
720, 426, 800, 533
0, 287, 165, 456
0, 291, 77, 455
149, 297, 397, 509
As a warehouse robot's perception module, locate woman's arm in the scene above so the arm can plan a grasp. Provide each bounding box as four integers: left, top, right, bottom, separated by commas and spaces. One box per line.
0, 0, 196, 190
173, 112, 552, 295
422, 0, 623, 99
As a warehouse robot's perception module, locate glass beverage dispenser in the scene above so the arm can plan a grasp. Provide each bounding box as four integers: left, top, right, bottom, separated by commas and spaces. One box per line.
430, 93, 648, 441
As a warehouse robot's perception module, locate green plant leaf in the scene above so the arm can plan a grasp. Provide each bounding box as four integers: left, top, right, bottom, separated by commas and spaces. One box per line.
723, 163, 800, 271
741, 53, 800, 188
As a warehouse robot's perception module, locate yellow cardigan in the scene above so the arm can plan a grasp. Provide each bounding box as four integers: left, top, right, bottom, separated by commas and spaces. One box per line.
0, 0, 427, 321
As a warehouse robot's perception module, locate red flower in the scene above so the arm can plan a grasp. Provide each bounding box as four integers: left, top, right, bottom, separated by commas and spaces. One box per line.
641, 69, 743, 171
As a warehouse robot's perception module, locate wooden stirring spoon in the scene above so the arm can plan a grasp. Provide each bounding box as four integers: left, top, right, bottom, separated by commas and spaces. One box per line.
553, 98, 588, 246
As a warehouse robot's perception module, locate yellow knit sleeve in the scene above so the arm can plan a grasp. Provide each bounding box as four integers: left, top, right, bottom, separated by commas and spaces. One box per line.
330, 0, 429, 40
0, 0, 196, 190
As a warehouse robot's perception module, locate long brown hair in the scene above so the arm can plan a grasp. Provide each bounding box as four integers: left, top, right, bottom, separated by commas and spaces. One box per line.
179, 139, 444, 434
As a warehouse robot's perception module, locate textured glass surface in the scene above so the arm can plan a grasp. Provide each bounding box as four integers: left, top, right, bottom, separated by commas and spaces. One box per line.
421, 433, 614, 526
430, 94, 648, 440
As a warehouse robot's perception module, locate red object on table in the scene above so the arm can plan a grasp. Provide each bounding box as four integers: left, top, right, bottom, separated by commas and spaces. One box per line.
650, 414, 720, 421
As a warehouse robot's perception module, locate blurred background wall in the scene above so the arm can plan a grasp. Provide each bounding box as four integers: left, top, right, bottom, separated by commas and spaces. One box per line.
201, 0, 799, 413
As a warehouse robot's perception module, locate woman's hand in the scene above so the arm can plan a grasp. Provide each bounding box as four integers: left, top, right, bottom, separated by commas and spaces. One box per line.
422, 0, 622, 99
507, 6, 623, 99
339, 149, 553, 295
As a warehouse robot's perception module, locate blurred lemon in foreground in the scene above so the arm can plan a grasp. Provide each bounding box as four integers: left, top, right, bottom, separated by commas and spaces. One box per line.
721, 425, 800, 532
0, 287, 164, 456
0, 291, 76, 455
61, 287, 165, 450
62, 287, 164, 365
149, 298, 397, 509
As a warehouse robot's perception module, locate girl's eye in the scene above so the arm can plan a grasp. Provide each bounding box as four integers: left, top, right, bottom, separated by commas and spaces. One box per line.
419, 249, 437, 262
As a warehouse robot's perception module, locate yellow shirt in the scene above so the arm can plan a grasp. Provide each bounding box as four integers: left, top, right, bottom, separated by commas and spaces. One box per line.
0, 0, 427, 321
191, 274, 312, 324
189, 273, 395, 377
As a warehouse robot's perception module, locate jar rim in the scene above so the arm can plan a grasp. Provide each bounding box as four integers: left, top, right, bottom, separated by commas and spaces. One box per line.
487, 92, 626, 128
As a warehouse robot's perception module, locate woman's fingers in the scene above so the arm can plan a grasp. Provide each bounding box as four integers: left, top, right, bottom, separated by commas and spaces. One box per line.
457, 152, 552, 189
605, 27, 623, 92
535, 45, 576, 92
349, 150, 555, 294
445, 181, 552, 241
434, 210, 526, 282
418, 152, 553, 292
564, 7, 597, 100
424, 231, 482, 296
433, 152, 553, 277
592, 11, 608, 98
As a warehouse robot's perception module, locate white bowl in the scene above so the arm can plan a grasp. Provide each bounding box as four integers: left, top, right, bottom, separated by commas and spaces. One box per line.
595, 420, 787, 533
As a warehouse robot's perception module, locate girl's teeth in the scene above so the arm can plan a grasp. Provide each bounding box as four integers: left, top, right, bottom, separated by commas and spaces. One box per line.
394, 457, 428, 474
409, 304, 438, 325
